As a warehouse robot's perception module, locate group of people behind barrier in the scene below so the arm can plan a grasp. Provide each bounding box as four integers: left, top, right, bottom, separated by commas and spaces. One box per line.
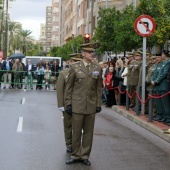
99, 50, 170, 126
0, 57, 60, 90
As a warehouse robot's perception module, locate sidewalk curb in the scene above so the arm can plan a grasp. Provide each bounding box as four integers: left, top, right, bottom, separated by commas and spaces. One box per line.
112, 106, 170, 143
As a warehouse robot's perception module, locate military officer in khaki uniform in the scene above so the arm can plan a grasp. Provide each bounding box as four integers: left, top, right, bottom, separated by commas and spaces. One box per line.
137, 51, 152, 113
138, 51, 152, 87
57, 53, 82, 153
129, 51, 142, 108
145, 55, 157, 115
146, 55, 157, 91
65, 43, 102, 166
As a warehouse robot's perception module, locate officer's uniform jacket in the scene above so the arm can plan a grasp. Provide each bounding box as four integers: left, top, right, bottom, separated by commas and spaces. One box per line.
65, 60, 102, 114
57, 68, 70, 108
138, 59, 151, 86
146, 63, 156, 91
151, 61, 164, 91
130, 60, 142, 86
154, 59, 170, 91
127, 60, 134, 85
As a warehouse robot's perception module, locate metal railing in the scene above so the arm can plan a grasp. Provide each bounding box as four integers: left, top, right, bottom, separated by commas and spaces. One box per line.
0, 70, 60, 90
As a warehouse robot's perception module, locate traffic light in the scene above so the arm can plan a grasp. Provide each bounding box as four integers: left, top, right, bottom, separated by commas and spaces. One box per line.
84, 33, 90, 43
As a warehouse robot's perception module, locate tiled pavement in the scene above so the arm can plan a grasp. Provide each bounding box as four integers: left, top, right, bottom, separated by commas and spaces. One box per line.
113, 105, 170, 143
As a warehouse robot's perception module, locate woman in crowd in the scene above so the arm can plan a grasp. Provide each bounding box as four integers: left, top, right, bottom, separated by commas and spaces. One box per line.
113, 59, 124, 104
10, 59, 15, 88
36, 63, 44, 90
104, 66, 116, 107
51, 60, 59, 90
44, 65, 51, 90
44, 60, 51, 69
121, 59, 128, 105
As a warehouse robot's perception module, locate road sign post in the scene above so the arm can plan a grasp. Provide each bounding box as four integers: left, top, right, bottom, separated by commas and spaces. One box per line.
134, 15, 156, 114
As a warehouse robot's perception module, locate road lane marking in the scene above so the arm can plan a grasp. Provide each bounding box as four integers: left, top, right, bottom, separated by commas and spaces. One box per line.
17, 117, 23, 132
21, 97, 25, 104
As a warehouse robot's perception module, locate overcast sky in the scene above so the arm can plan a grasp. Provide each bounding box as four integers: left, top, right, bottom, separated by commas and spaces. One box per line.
10, 0, 52, 39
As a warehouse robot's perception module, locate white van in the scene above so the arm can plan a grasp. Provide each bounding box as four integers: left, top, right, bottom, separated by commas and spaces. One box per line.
22, 56, 62, 69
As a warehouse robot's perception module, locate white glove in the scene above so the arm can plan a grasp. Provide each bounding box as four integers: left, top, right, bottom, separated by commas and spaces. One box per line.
58, 107, 65, 112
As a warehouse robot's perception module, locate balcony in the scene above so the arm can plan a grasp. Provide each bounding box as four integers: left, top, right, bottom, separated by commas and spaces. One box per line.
96, 0, 123, 8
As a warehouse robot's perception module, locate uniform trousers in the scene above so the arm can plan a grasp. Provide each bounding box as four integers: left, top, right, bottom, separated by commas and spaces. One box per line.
154, 91, 164, 118
129, 85, 136, 106
71, 113, 95, 160
160, 91, 170, 119
3, 72, 11, 87
63, 111, 72, 147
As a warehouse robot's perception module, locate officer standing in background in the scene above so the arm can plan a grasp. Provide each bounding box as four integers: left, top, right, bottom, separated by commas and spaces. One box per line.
146, 55, 158, 91
151, 50, 170, 125
167, 63, 170, 91
151, 52, 165, 121
56, 53, 82, 153
65, 43, 102, 166
145, 55, 157, 115
138, 51, 152, 113
126, 53, 134, 106
129, 51, 142, 108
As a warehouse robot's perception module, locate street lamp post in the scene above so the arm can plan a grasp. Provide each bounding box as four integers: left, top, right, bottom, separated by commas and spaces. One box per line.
4, 0, 9, 58
0, 0, 5, 51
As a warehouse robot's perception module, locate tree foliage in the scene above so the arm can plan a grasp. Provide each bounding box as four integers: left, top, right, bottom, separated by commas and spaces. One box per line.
93, 0, 170, 54
93, 7, 119, 53
49, 35, 84, 60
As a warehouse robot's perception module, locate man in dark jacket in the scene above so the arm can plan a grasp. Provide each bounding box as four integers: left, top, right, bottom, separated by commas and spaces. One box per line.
0, 58, 3, 88
2, 57, 12, 89
24, 59, 34, 89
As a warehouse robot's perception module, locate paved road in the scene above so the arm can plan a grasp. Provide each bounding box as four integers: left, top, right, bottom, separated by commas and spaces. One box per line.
0, 89, 170, 170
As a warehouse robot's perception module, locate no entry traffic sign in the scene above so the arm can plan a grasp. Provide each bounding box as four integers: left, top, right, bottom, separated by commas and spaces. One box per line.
134, 15, 156, 37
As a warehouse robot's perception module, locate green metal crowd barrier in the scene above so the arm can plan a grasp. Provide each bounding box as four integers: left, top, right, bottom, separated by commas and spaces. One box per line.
0, 70, 60, 90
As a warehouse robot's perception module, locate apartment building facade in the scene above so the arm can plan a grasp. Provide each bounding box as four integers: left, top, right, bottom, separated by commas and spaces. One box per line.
46, 5, 52, 52
39, 23, 46, 51
58, 0, 139, 46
51, 0, 60, 47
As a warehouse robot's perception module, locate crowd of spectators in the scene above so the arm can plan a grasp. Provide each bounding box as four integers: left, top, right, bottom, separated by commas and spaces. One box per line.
98, 50, 170, 126
0, 58, 60, 90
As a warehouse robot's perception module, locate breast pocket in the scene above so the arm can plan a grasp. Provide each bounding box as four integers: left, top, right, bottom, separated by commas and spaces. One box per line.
76, 72, 85, 83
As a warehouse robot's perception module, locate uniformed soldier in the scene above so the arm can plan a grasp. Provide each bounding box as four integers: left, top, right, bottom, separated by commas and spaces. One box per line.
151, 50, 170, 125
138, 51, 152, 87
129, 51, 142, 108
137, 51, 152, 113
145, 55, 157, 115
56, 53, 82, 153
146, 55, 157, 91
151, 52, 165, 121
126, 53, 135, 107
65, 43, 102, 165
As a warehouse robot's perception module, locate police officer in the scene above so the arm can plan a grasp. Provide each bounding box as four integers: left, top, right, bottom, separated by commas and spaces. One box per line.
167, 64, 170, 91
151, 52, 165, 121
56, 53, 82, 153
65, 43, 102, 165
151, 50, 170, 125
